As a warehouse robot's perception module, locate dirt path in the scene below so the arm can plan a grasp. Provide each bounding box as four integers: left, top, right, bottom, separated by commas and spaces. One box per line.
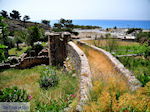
77, 43, 129, 89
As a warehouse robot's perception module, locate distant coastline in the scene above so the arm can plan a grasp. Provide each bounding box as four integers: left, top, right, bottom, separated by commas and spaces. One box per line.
47, 19, 150, 30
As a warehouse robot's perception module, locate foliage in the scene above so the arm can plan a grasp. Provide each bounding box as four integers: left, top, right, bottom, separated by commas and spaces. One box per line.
73, 25, 101, 29
0, 86, 30, 102
35, 96, 74, 112
39, 67, 59, 89
103, 43, 150, 57
23, 15, 30, 22
41, 20, 50, 27
118, 56, 150, 86
106, 38, 119, 52
9, 46, 30, 57
27, 25, 43, 47
14, 31, 24, 50
113, 26, 117, 29
0, 65, 78, 111
126, 28, 142, 34
39, 75, 59, 89
84, 80, 150, 112
0, 44, 7, 62
0, 10, 9, 18
33, 43, 43, 55
0, 16, 9, 57
136, 32, 150, 45
25, 43, 43, 56
53, 18, 78, 35
10, 10, 21, 20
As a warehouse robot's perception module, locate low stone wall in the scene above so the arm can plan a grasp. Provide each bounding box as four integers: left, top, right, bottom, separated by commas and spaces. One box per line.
67, 41, 92, 111
14, 56, 49, 69
0, 63, 11, 69
0, 56, 49, 69
77, 41, 141, 91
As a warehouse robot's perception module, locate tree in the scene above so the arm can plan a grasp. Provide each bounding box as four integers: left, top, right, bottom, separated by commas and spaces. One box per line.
14, 31, 24, 50
27, 26, 43, 47
23, 15, 30, 27
10, 10, 21, 20
41, 20, 50, 27
113, 26, 117, 29
23, 15, 30, 22
0, 16, 9, 57
0, 44, 7, 62
136, 32, 150, 45
0, 10, 9, 18
53, 18, 78, 35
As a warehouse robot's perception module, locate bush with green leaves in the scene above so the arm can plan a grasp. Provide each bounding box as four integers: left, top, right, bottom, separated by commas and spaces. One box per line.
39, 75, 59, 89
0, 44, 7, 62
0, 86, 31, 102
118, 57, 150, 86
33, 43, 43, 55
27, 25, 44, 47
39, 67, 59, 89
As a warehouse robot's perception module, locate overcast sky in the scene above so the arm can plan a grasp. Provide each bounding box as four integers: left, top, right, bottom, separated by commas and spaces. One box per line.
0, 0, 150, 21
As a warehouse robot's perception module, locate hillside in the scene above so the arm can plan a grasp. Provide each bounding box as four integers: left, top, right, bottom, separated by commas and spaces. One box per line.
3, 18, 50, 34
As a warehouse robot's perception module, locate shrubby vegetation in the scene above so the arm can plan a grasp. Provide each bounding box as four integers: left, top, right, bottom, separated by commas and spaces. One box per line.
0, 44, 7, 62
118, 56, 150, 86
84, 80, 150, 112
0, 66, 79, 111
126, 28, 142, 34
0, 86, 31, 102
136, 32, 150, 45
73, 25, 101, 29
41, 20, 50, 27
39, 67, 59, 89
53, 18, 79, 35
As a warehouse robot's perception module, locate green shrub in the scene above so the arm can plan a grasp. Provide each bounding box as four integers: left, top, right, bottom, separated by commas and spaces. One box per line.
0, 86, 30, 102
137, 73, 150, 86
35, 99, 69, 112
118, 57, 150, 86
33, 43, 43, 55
39, 75, 59, 89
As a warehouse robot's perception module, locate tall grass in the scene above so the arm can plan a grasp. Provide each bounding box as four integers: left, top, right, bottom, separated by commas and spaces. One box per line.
0, 65, 79, 111
77, 43, 150, 112
118, 57, 150, 86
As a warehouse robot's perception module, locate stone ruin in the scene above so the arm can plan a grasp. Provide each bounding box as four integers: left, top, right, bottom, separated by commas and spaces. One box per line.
47, 32, 71, 66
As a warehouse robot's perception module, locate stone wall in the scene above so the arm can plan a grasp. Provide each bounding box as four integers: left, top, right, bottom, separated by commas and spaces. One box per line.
0, 56, 49, 69
0, 63, 11, 69
67, 41, 92, 111
77, 41, 141, 91
15, 56, 49, 69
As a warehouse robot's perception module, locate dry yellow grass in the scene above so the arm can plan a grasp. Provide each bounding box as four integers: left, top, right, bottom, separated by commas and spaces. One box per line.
83, 39, 139, 47
76, 42, 150, 112
77, 43, 129, 89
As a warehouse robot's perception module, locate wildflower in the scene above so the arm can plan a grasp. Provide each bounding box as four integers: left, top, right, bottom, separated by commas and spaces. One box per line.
28, 95, 32, 100
70, 94, 76, 98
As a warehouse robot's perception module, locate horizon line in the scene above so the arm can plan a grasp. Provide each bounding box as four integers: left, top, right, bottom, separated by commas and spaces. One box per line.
31, 19, 150, 22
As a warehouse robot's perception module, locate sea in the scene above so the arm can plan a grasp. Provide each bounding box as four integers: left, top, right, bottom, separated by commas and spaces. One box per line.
51, 20, 150, 30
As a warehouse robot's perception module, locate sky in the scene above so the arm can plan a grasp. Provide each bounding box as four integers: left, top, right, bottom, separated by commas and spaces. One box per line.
0, 0, 150, 21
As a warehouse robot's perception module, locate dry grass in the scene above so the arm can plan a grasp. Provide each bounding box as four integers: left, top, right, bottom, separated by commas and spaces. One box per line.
83, 39, 139, 47
77, 43, 129, 88
0, 66, 79, 111
76, 42, 150, 112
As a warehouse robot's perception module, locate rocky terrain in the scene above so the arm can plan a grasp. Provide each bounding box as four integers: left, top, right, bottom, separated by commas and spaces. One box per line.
3, 18, 50, 34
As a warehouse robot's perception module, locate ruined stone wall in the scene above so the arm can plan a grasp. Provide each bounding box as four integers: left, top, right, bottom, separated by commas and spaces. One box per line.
67, 41, 92, 111
0, 56, 49, 69
77, 41, 141, 91
15, 56, 49, 69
